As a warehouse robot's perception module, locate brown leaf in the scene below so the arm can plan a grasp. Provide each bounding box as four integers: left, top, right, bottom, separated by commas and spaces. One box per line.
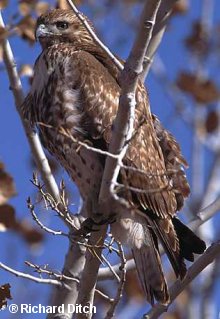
205, 110, 219, 133
0, 163, 16, 205
19, 0, 37, 15
19, 2, 32, 16
0, 284, 12, 310
0, 205, 17, 231
35, 2, 50, 16
16, 16, 36, 45
172, 0, 188, 15
57, 0, 70, 9
19, 64, 34, 77
185, 21, 209, 56
0, 0, 8, 9
177, 72, 220, 104
17, 219, 44, 244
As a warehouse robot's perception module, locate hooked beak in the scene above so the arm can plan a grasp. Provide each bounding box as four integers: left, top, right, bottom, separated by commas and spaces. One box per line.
35, 24, 50, 40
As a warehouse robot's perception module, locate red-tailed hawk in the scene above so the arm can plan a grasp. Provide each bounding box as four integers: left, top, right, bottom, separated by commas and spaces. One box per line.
21, 9, 206, 305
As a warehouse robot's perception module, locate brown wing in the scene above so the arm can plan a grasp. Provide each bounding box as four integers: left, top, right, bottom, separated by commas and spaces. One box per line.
152, 114, 190, 210
68, 49, 196, 281
91, 50, 190, 214
67, 49, 184, 219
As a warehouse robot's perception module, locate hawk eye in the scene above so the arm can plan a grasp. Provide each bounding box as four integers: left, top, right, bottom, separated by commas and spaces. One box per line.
56, 21, 69, 30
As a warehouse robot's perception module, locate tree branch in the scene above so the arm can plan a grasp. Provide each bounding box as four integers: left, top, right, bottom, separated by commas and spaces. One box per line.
76, 2, 163, 318
0, 11, 87, 318
143, 241, 220, 319
0, 11, 60, 203
140, 0, 178, 82
0, 262, 69, 288
66, 0, 123, 70
99, 0, 162, 215
105, 242, 126, 319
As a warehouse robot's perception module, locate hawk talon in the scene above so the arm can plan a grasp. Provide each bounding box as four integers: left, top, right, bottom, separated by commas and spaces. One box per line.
74, 214, 117, 238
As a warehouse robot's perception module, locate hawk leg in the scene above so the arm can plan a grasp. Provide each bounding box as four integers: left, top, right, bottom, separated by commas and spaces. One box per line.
74, 215, 117, 237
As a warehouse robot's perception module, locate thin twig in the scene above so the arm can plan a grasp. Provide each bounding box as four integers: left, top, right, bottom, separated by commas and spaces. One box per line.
30, 175, 74, 227
37, 124, 120, 159
105, 242, 126, 319
24, 261, 113, 303
99, 0, 162, 209
66, 0, 123, 70
101, 254, 120, 283
27, 197, 68, 236
0, 262, 69, 288
0, 11, 61, 204
140, 0, 178, 82
113, 181, 170, 195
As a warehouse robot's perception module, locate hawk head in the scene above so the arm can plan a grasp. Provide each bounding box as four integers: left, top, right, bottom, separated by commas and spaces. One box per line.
35, 9, 95, 49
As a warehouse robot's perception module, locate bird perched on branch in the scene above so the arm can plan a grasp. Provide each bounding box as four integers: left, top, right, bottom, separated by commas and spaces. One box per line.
22, 9, 206, 305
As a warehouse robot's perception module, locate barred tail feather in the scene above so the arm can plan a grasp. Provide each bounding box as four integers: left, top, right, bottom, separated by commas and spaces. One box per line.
173, 217, 206, 262
111, 215, 170, 305
132, 232, 170, 305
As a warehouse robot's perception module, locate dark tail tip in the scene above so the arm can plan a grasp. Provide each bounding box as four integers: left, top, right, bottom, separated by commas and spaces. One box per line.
173, 217, 206, 262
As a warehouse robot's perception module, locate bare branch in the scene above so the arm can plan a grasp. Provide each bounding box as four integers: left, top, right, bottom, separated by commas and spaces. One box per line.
99, 0, 162, 215
47, 211, 87, 319
25, 261, 113, 303
37, 124, 120, 159
105, 242, 126, 319
66, 0, 123, 70
0, 12, 60, 203
75, 0, 161, 318
101, 254, 120, 283
30, 175, 75, 228
144, 241, 220, 319
0, 11, 89, 317
76, 2, 163, 317
0, 262, 69, 288
27, 197, 68, 236
140, 0, 178, 82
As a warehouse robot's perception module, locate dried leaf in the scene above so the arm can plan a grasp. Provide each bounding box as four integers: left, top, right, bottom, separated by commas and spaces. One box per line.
17, 220, 44, 244
172, 0, 188, 15
56, 0, 71, 9
185, 21, 209, 56
205, 110, 219, 133
19, 0, 37, 15
19, 64, 34, 77
0, 163, 16, 205
16, 16, 36, 45
0, 284, 12, 310
0, 0, 8, 9
35, 2, 50, 16
177, 72, 220, 104
19, 2, 32, 16
0, 205, 17, 231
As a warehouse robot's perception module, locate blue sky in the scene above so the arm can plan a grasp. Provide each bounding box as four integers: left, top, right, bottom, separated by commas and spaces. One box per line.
0, 1, 220, 318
